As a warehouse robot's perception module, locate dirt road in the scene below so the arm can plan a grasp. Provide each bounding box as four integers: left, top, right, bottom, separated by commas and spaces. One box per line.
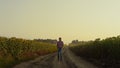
14, 47, 98, 68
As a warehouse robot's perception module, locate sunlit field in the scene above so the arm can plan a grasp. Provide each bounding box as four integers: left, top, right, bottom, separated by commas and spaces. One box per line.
0, 37, 57, 68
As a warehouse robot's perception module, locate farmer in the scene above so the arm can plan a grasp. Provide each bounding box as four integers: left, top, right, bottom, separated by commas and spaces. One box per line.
57, 37, 64, 61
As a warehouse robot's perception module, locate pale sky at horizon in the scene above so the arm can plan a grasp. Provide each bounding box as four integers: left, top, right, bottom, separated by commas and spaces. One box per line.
0, 0, 120, 43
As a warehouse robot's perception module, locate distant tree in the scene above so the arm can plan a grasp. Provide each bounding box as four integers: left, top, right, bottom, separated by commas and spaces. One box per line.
34, 39, 57, 44
71, 40, 79, 44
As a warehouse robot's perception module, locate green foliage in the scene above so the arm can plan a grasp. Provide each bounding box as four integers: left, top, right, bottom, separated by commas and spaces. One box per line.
70, 35, 120, 67
0, 36, 57, 68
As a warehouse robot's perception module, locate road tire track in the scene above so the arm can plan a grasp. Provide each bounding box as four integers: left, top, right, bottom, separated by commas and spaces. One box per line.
14, 47, 98, 68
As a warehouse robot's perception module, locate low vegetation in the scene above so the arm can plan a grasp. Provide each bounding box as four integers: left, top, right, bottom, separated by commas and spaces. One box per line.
0, 37, 57, 68
70, 35, 120, 68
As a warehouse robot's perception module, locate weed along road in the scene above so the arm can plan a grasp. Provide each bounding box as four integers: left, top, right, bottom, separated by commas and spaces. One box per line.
14, 47, 98, 68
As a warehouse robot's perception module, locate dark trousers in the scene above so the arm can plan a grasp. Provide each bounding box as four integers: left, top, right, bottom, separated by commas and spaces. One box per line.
58, 48, 62, 61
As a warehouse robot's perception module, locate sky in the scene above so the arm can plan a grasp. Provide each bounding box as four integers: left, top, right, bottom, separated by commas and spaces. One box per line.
0, 0, 120, 43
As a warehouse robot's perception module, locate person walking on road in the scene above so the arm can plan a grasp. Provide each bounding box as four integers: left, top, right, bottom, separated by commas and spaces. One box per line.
57, 37, 64, 61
